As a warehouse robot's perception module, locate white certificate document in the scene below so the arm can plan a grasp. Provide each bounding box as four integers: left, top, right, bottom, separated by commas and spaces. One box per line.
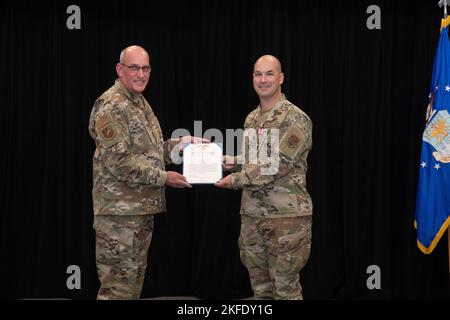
183, 143, 223, 184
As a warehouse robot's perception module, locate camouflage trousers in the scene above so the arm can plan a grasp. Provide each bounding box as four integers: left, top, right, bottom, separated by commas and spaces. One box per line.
239, 215, 312, 300
93, 214, 154, 300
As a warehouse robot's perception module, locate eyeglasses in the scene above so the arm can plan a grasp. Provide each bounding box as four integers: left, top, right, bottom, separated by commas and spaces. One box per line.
120, 63, 151, 73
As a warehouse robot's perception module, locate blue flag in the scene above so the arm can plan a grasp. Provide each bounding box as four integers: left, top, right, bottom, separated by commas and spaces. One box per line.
414, 17, 450, 254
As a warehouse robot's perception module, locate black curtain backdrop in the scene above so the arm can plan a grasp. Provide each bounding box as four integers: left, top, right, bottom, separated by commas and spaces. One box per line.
0, 0, 449, 299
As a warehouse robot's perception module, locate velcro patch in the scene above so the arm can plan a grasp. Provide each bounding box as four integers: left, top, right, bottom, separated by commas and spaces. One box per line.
280, 126, 304, 160
96, 113, 113, 130
95, 113, 121, 145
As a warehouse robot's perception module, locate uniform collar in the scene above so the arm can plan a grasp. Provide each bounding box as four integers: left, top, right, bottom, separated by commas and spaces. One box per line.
257, 94, 287, 124
115, 79, 142, 106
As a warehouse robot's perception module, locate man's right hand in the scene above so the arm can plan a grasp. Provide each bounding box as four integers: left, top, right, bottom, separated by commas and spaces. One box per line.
166, 171, 192, 188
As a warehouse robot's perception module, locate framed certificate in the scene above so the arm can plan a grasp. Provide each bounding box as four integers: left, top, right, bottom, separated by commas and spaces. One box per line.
183, 143, 223, 184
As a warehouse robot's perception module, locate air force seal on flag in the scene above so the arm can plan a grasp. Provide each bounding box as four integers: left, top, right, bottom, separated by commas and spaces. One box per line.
423, 110, 450, 163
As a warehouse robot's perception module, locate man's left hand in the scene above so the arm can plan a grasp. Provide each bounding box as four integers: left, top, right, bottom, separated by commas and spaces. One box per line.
178, 136, 210, 149
215, 175, 233, 189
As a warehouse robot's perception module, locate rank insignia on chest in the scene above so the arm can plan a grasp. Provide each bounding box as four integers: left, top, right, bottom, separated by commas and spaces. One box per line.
258, 128, 265, 135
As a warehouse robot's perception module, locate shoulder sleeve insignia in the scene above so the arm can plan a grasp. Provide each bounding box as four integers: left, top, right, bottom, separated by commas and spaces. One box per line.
95, 113, 122, 146
287, 133, 300, 148
101, 126, 116, 140
280, 126, 305, 160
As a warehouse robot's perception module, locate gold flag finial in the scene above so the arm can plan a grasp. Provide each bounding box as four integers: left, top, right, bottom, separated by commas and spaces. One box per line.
441, 16, 450, 31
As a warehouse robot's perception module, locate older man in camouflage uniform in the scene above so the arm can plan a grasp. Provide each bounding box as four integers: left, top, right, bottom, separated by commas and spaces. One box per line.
89, 45, 196, 299
216, 55, 313, 300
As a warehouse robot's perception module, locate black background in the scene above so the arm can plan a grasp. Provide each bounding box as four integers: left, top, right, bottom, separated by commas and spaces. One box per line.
0, 0, 449, 299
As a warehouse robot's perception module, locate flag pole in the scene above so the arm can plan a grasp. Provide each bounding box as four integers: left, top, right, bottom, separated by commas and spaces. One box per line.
446, 0, 448, 18
441, 0, 450, 280
438, 0, 448, 18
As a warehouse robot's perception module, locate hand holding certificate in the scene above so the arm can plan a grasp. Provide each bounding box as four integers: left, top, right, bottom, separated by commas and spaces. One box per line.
183, 143, 223, 184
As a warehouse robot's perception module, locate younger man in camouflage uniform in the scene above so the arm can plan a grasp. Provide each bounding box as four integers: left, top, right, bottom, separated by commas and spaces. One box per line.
216, 55, 313, 299
89, 45, 197, 299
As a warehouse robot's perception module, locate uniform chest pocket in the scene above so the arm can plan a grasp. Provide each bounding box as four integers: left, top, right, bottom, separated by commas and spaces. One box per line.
243, 126, 273, 147
129, 116, 156, 150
